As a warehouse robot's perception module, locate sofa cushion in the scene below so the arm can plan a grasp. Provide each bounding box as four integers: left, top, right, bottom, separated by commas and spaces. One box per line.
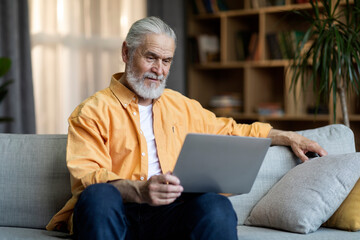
230, 124, 356, 225
323, 179, 360, 231
0, 134, 70, 229
237, 226, 360, 240
245, 153, 360, 234
0, 227, 71, 240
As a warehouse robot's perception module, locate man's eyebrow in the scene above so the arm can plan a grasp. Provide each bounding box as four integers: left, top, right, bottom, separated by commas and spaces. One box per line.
145, 51, 173, 60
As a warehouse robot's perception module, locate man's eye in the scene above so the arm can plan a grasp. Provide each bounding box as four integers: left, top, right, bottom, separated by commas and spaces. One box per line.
147, 56, 154, 60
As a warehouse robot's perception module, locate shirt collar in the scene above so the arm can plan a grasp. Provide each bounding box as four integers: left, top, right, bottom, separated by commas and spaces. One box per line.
109, 72, 163, 107
110, 72, 138, 107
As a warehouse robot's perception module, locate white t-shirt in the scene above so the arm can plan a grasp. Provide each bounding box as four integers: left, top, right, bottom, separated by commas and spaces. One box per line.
138, 104, 162, 179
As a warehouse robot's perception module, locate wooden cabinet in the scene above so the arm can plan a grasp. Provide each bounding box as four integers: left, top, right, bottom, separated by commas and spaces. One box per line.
186, 0, 359, 150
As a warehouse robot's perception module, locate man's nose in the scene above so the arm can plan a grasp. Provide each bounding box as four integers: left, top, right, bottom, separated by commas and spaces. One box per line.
151, 59, 163, 75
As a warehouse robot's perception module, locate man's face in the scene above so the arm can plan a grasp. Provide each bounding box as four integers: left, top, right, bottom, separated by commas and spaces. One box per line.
125, 34, 175, 99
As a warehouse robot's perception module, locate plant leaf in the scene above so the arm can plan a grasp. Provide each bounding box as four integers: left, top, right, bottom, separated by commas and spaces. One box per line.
0, 117, 13, 122
290, 0, 360, 123
0, 80, 13, 102
0, 58, 11, 77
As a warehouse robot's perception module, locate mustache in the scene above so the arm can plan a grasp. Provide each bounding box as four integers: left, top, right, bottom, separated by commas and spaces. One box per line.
143, 72, 164, 81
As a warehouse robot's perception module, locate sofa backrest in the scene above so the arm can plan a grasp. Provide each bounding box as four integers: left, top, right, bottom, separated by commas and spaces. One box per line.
0, 124, 355, 229
230, 124, 356, 225
0, 134, 70, 229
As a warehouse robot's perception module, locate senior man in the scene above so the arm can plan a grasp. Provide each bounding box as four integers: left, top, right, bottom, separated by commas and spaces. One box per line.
47, 16, 327, 240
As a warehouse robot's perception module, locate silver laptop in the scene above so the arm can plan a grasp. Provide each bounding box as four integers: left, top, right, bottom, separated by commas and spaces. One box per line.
172, 133, 271, 194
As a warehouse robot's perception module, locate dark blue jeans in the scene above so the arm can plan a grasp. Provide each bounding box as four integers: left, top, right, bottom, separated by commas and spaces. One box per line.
73, 183, 238, 240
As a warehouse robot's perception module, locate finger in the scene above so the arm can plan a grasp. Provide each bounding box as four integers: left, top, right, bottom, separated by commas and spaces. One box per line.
298, 151, 309, 162
149, 182, 183, 193
292, 146, 309, 162
161, 173, 181, 185
149, 196, 178, 206
307, 142, 328, 157
319, 149, 328, 157
147, 189, 182, 206
150, 174, 179, 185
152, 191, 182, 200
312, 146, 328, 157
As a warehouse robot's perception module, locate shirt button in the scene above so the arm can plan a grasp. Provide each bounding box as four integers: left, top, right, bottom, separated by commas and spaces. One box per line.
141, 152, 145, 156
124, 103, 127, 107
133, 112, 137, 116
140, 176, 145, 181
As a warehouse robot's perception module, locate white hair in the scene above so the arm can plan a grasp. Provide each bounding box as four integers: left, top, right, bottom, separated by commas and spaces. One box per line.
125, 16, 177, 59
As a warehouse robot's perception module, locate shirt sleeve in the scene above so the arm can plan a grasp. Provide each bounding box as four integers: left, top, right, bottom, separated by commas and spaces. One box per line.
187, 99, 272, 138
67, 115, 122, 189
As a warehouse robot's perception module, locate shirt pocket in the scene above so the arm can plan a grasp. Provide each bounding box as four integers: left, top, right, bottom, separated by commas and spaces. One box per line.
169, 121, 187, 159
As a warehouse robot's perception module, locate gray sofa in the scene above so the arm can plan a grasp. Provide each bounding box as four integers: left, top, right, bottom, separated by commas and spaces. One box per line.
0, 124, 359, 239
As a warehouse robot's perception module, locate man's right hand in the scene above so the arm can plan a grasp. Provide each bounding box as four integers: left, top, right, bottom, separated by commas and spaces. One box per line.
109, 173, 183, 206
139, 173, 184, 206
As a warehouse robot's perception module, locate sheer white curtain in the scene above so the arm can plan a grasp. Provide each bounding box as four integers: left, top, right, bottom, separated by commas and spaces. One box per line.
28, 0, 146, 134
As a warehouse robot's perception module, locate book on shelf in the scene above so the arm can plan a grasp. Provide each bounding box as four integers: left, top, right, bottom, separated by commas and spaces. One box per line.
307, 105, 329, 115
266, 33, 282, 59
290, 31, 305, 56
257, 102, 284, 116
193, 0, 207, 14
281, 32, 294, 59
295, 0, 310, 3
209, 93, 242, 115
203, 0, 215, 13
251, 0, 285, 9
276, 32, 288, 59
251, 0, 268, 9
247, 33, 260, 61
270, 0, 285, 6
211, 0, 220, 12
235, 31, 260, 61
191, 0, 229, 14
266, 31, 305, 60
188, 37, 200, 63
217, 0, 229, 11
197, 34, 220, 63
235, 31, 252, 61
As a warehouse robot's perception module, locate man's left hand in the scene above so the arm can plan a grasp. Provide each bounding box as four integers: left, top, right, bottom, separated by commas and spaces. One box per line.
267, 129, 328, 162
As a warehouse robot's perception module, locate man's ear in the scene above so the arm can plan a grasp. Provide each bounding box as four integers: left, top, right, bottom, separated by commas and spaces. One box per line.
122, 41, 129, 63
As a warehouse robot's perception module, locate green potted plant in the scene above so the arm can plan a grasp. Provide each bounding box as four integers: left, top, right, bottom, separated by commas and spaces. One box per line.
0, 57, 13, 122
290, 0, 360, 127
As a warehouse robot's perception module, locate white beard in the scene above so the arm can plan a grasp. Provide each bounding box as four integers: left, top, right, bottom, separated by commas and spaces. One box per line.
126, 65, 168, 100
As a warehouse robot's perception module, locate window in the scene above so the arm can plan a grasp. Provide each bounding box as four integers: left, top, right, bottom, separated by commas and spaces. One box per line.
29, 0, 146, 133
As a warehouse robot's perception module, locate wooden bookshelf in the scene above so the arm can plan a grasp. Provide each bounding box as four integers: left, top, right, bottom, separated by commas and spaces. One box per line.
186, 0, 359, 151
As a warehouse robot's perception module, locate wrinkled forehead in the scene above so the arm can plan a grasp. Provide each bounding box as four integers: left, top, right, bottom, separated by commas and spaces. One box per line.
138, 33, 175, 57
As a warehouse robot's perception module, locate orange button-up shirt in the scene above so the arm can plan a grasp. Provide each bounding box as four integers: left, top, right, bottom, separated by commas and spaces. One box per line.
46, 72, 272, 232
